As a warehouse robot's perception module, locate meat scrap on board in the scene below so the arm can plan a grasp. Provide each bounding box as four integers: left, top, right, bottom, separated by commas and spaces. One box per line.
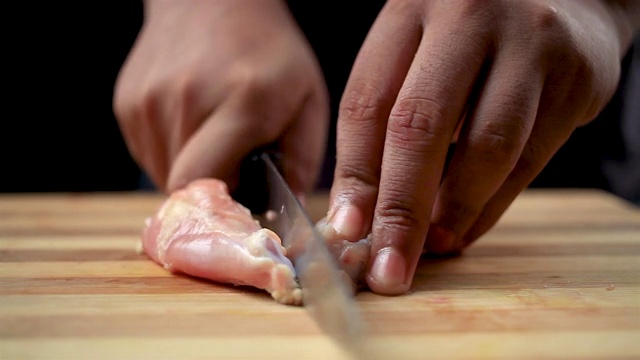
141, 178, 371, 305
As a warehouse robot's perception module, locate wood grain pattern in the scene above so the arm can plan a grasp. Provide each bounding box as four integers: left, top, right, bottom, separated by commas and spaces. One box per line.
1, 189, 639, 359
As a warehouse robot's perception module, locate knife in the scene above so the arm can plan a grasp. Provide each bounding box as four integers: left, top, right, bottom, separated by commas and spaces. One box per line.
233, 150, 367, 352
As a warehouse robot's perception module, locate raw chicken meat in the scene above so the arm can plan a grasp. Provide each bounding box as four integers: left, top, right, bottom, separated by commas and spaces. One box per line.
141, 177, 374, 305
141, 179, 302, 305
316, 217, 371, 291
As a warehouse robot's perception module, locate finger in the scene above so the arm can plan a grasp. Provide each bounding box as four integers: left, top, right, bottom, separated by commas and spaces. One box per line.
123, 91, 172, 192
166, 85, 301, 193
328, 4, 424, 241
367, 21, 492, 295
279, 87, 330, 201
461, 87, 582, 247
424, 52, 544, 254
114, 75, 214, 193
140, 119, 171, 191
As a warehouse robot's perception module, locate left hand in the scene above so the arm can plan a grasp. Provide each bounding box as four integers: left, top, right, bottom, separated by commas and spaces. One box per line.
328, 0, 638, 295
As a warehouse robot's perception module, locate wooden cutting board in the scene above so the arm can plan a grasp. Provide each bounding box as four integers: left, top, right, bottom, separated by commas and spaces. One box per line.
1, 189, 639, 359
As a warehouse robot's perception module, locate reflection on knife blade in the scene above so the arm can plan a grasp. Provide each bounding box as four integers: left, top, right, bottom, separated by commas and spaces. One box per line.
248, 152, 367, 350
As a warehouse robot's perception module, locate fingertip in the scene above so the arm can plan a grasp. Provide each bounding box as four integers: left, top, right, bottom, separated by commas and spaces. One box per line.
365, 246, 412, 295
326, 204, 366, 240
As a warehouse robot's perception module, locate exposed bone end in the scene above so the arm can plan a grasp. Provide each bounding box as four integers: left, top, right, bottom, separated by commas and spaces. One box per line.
315, 216, 372, 287
269, 263, 302, 306
338, 237, 371, 283
271, 287, 303, 306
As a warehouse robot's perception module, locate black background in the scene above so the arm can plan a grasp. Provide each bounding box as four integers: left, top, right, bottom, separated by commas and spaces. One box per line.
2, 1, 635, 202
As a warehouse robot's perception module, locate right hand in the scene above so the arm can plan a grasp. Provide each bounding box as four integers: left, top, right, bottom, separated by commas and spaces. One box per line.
113, 0, 329, 196
326, 0, 635, 296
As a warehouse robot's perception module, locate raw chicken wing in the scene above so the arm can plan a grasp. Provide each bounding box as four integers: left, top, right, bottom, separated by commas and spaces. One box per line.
142, 179, 301, 305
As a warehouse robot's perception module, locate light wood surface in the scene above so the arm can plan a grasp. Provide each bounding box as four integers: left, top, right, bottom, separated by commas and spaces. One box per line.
1, 189, 639, 359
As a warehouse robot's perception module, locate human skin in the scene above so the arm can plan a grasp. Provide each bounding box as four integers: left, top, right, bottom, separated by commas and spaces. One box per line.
114, 0, 639, 296
113, 0, 329, 199
327, 0, 640, 295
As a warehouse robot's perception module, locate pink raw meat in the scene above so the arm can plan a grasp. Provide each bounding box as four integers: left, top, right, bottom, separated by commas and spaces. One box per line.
142, 179, 301, 305
316, 217, 371, 290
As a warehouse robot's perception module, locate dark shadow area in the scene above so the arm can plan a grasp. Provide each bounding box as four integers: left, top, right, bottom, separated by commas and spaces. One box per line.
2, 2, 144, 192
2, 2, 637, 207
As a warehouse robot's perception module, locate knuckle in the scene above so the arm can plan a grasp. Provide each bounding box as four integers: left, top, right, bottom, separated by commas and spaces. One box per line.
530, 3, 564, 34
116, 81, 163, 128
138, 87, 162, 126
470, 126, 523, 169
376, 194, 428, 234
387, 97, 448, 144
258, 118, 283, 144
112, 88, 129, 122
339, 84, 386, 125
503, 3, 572, 65
113, 85, 141, 125
170, 75, 200, 144
113, 71, 135, 121
526, 4, 574, 58
230, 62, 273, 99
383, 0, 422, 17
457, 0, 496, 18
335, 161, 380, 193
228, 63, 283, 142
516, 140, 553, 177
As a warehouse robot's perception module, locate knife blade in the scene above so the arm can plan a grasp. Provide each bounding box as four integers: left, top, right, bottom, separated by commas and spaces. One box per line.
233, 150, 366, 350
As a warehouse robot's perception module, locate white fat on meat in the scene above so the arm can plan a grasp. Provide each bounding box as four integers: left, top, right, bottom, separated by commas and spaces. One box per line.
315, 217, 372, 291
141, 179, 302, 305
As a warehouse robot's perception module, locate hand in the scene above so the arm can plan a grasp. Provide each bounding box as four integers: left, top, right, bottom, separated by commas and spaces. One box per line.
114, 0, 328, 196
328, 0, 639, 295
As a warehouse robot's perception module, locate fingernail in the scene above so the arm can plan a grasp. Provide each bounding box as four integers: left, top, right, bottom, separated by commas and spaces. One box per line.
328, 205, 362, 239
369, 247, 407, 292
